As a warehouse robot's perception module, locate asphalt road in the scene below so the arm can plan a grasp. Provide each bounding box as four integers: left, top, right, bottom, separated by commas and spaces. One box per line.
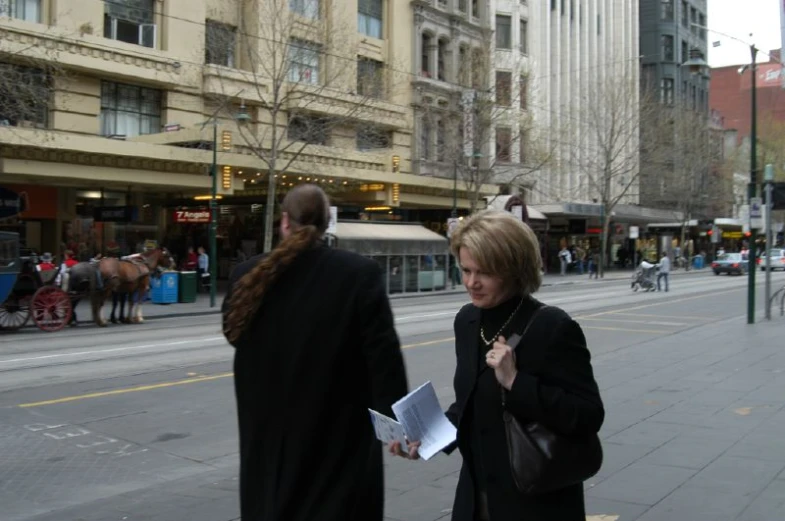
1, 269, 783, 521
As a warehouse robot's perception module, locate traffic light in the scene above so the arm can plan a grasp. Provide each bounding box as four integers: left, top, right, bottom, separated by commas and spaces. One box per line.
744, 231, 752, 238
707, 229, 713, 237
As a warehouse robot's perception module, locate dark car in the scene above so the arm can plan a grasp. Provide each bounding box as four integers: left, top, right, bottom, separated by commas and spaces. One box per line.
712, 253, 748, 275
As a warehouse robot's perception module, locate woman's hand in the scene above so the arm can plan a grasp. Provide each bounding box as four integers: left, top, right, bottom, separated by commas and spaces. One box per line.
389, 440, 421, 460
486, 335, 518, 390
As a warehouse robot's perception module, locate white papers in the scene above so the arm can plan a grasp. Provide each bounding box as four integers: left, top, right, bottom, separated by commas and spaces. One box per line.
368, 409, 408, 451
367, 381, 457, 461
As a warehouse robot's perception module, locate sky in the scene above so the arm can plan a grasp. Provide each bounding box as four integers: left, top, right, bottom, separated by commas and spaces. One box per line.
708, 0, 783, 66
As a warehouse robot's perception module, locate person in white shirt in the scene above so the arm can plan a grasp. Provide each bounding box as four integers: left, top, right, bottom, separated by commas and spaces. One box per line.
657, 252, 671, 292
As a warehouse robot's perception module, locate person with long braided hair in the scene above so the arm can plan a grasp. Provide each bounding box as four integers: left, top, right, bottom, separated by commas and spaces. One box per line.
222, 184, 409, 521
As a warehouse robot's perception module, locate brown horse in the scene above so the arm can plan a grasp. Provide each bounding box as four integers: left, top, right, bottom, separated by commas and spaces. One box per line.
92, 248, 175, 326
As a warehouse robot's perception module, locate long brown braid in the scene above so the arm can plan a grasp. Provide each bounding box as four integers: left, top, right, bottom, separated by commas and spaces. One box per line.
223, 184, 330, 344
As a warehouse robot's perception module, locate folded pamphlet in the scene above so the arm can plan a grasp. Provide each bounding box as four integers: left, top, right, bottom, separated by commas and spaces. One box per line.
368, 381, 457, 461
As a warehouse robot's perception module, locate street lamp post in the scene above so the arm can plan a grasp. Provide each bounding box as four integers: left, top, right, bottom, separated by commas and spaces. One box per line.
747, 45, 758, 324
209, 121, 218, 309
201, 92, 248, 308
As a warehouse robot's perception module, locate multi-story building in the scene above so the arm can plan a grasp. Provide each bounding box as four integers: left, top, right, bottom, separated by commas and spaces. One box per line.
0, 0, 481, 269
639, 0, 711, 214
523, 0, 641, 206
410, 0, 497, 214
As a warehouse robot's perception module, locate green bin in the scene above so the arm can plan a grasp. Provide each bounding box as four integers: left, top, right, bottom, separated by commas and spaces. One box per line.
179, 271, 197, 303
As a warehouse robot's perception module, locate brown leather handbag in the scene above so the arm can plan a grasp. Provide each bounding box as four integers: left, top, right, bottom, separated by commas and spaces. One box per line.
501, 306, 603, 495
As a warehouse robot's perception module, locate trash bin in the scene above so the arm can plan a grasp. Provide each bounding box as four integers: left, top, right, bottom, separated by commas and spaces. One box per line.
178, 271, 197, 303
151, 271, 179, 304
692, 255, 704, 270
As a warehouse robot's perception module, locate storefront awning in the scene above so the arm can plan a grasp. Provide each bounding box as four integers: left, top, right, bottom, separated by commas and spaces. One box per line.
334, 221, 449, 256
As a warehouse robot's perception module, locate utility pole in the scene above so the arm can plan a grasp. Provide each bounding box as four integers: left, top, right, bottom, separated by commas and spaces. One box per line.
747, 44, 758, 324
765, 163, 774, 319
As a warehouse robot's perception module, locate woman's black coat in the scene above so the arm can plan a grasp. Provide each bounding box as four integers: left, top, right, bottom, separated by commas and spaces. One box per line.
444, 298, 604, 521
222, 245, 409, 521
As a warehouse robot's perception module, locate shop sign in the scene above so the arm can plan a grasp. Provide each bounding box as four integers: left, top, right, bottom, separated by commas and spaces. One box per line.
0, 187, 25, 219
173, 209, 211, 223
724, 231, 743, 239
93, 206, 135, 222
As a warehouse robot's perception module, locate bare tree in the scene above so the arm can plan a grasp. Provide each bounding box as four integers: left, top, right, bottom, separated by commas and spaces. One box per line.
568, 73, 660, 277
206, 0, 403, 252
415, 45, 552, 212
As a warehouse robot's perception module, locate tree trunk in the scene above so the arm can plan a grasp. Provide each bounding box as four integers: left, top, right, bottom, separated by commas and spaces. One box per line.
263, 120, 278, 253
599, 208, 611, 279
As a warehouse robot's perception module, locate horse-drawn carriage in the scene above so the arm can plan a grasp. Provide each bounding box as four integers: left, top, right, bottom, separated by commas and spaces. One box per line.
0, 231, 74, 332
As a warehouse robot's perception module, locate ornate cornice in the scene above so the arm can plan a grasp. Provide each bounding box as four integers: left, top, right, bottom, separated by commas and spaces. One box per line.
0, 25, 180, 76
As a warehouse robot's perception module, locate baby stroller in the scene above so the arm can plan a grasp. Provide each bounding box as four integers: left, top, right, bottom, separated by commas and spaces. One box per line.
631, 260, 659, 292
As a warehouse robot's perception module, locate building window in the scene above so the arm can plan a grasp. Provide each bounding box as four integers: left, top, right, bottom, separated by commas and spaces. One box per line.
519, 74, 528, 110
690, 7, 697, 35
662, 34, 674, 62
698, 13, 706, 39
100, 81, 161, 137
496, 71, 511, 106
0, 0, 41, 22
660, 78, 674, 105
0, 63, 48, 128
472, 0, 479, 18
519, 133, 527, 164
458, 46, 470, 86
519, 19, 528, 54
458, 0, 467, 12
104, 0, 156, 48
681, 0, 688, 27
358, 0, 382, 39
288, 39, 320, 84
357, 57, 384, 98
437, 120, 446, 161
288, 114, 329, 145
205, 21, 236, 68
420, 118, 431, 160
681, 40, 688, 65
356, 125, 391, 151
597, 14, 601, 35
421, 33, 432, 77
289, 0, 320, 20
496, 128, 511, 162
661, 0, 673, 20
437, 38, 448, 81
496, 15, 512, 49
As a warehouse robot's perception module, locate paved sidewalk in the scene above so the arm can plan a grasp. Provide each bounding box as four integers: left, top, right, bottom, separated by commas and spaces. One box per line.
381, 313, 785, 521
66, 268, 712, 323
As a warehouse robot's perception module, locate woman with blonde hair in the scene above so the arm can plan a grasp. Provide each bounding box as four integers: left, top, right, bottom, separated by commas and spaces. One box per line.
392, 210, 604, 521
223, 184, 408, 521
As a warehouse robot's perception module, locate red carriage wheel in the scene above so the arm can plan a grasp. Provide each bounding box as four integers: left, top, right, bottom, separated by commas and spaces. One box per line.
0, 295, 31, 331
31, 286, 72, 332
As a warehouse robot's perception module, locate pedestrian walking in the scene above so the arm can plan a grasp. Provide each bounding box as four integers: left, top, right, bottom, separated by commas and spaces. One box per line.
391, 210, 604, 521
657, 252, 671, 292
222, 184, 409, 521
196, 246, 208, 292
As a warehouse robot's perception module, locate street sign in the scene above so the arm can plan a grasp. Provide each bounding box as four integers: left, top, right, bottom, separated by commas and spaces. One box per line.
629, 226, 639, 239
447, 217, 460, 238
327, 206, 338, 235
751, 197, 763, 229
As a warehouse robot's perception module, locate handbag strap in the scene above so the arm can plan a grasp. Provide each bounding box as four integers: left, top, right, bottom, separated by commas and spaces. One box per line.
500, 304, 549, 406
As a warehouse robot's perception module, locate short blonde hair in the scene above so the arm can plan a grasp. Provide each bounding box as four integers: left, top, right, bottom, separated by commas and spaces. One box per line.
450, 210, 542, 296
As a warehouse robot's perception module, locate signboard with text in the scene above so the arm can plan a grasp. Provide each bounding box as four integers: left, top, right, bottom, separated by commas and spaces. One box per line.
173, 209, 211, 224
93, 206, 135, 223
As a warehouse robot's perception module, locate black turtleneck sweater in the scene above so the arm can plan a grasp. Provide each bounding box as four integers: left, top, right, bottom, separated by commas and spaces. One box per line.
467, 295, 527, 504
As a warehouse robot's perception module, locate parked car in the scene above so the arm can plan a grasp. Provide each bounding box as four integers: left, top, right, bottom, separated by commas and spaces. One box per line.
757, 248, 785, 271
711, 253, 749, 275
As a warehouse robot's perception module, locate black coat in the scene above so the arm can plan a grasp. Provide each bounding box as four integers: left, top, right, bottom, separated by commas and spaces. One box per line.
444, 298, 604, 521
223, 244, 409, 521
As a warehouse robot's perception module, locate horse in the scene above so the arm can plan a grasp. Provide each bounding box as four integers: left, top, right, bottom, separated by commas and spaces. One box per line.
61, 261, 103, 326
94, 248, 175, 326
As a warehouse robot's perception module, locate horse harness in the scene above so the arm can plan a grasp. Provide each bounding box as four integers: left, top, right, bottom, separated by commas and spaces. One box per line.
121, 255, 152, 282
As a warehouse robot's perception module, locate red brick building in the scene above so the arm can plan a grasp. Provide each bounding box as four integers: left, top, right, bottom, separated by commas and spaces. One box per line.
709, 49, 785, 141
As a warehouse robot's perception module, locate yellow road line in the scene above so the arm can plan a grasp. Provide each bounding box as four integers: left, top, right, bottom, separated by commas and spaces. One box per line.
581, 287, 740, 318
19, 372, 234, 408
583, 325, 663, 334
17, 337, 457, 408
